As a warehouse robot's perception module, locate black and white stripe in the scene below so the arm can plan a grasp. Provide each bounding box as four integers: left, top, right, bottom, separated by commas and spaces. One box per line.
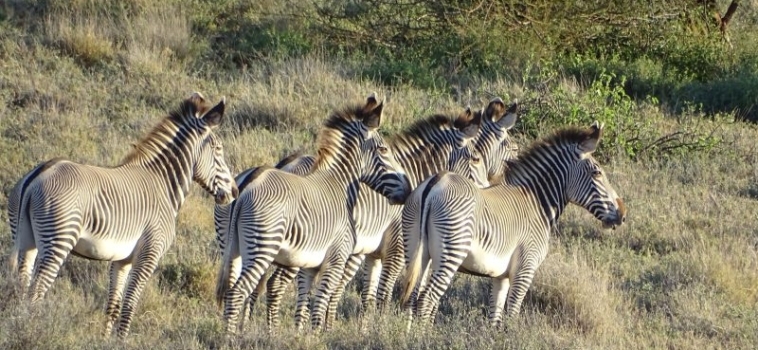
216, 93, 412, 334
401, 121, 627, 328
7, 92, 237, 339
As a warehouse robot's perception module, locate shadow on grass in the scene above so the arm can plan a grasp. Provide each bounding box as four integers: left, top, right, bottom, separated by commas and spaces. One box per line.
567, 59, 758, 122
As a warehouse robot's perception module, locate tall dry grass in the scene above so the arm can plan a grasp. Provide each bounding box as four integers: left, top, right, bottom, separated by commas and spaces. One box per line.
0, 1, 757, 349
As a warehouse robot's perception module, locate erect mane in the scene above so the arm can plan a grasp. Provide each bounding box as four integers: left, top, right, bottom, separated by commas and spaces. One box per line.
390, 114, 457, 146
312, 102, 376, 168
275, 151, 307, 169
504, 126, 594, 179
119, 98, 208, 165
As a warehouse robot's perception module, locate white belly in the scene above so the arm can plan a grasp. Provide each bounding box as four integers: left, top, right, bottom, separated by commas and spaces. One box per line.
460, 241, 513, 278
74, 231, 138, 261
352, 231, 384, 255
275, 243, 326, 269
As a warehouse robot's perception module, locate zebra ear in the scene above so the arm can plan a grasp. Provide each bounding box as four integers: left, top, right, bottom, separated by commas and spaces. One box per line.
579, 121, 604, 154
363, 92, 380, 111
188, 92, 206, 105
485, 97, 506, 121
201, 97, 226, 127
455, 106, 480, 139
363, 97, 384, 130
497, 101, 518, 129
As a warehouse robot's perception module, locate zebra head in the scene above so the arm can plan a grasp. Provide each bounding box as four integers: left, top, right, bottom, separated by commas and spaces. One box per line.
358, 93, 412, 205
475, 98, 519, 182
449, 106, 490, 188
567, 121, 626, 229
188, 93, 239, 205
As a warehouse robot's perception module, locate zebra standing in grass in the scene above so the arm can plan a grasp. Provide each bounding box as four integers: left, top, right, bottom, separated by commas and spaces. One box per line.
6, 92, 238, 339
261, 99, 520, 331
213, 152, 315, 329
214, 98, 519, 332
366, 98, 520, 311
401, 122, 627, 328
314, 104, 494, 328
216, 93, 412, 334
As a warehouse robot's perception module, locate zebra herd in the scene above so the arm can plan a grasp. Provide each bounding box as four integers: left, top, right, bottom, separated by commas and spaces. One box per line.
6, 91, 626, 340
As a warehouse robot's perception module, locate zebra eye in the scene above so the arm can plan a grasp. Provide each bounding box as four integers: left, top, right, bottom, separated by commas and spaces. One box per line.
592, 170, 602, 178
377, 146, 389, 155
471, 155, 481, 163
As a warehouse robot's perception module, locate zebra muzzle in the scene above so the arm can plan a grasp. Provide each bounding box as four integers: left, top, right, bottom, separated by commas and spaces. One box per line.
603, 198, 626, 229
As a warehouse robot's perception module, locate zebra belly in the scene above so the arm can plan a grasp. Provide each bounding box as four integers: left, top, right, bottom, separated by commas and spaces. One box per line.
351, 230, 385, 255
73, 230, 138, 261
460, 241, 512, 278
274, 243, 326, 269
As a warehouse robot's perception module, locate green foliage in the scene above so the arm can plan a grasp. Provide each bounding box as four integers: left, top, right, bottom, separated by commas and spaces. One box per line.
515, 62, 721, 161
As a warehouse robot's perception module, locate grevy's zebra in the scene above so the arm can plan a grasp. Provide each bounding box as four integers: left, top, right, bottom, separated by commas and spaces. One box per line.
365, 99, 520, 310
213, 152, 315, 329
315, 104, 494, 328
7, 92, 238, 339
213, 98, 519, 332
217, 93, 412, 334
401, 121, 627, 328
260, 100, 519, 332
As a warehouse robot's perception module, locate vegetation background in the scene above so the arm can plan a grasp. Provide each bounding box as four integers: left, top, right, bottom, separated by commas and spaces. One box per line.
0, 0, 756, 349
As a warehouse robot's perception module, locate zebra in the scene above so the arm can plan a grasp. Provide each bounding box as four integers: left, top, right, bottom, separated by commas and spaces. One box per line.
215, 98, 518, 331
216, 98, 519, 332
400, 121, 627, 328
259, 99, 520, 332
216, 93, 413, 334
6, 92, 238, 339
313, 104, 494, 328
212, 152, 315, 330
350, 98, 520, 314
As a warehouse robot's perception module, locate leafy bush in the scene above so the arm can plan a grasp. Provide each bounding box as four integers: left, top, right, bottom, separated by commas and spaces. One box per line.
514, 62, 720, 161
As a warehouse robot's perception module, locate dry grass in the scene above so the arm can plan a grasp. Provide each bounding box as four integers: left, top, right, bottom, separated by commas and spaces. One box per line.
1, 1, 757, 349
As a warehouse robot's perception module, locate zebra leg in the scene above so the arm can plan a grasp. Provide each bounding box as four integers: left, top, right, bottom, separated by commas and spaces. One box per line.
410, 262, 432, 318
115, 247, 164, 339
28, 223, 81, 302
324, 254, 365, 329
240, 266, 271, 332
360, 256, 381, 314
376, 220, 404, 311
223, 253, 277, 335
294, 269, 316, 331
223, 216, 285, 335
311, 241, 352, 331
488, 277, 511, 328
266, 265, 298, 334
503, 257, 539, 322
104, 260, 132, 336
15, 231, 38, 295
416, 249, 467, 324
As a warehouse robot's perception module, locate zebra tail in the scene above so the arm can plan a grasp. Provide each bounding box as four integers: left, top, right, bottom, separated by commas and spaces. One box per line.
9, 242, 19, 276
215, 198, 241, 308
400, 194, 431, 307
7, 159, 62, 275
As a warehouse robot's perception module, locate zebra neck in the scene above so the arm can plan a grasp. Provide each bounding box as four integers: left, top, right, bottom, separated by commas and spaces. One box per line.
307, 157, 362, 196
121, 143, 196, 215
394, 142, 454, 187
508, 170, 569, 230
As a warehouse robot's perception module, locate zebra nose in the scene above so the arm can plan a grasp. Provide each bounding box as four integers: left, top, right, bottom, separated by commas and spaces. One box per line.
232, 185, 239, 199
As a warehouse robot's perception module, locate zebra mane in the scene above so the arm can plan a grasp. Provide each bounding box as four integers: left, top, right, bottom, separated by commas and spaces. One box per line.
119, 97, 207, 165
387, 113, 470, 176
275, 151, 307, 169
390, 114, 458, 146
504, 126, 595, 180
313, 102, 379, 168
